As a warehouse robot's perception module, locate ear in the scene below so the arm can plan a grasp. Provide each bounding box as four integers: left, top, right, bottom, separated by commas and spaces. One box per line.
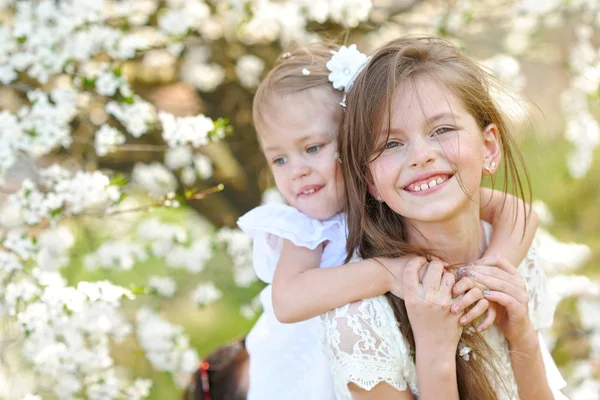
482, 124, 501, 175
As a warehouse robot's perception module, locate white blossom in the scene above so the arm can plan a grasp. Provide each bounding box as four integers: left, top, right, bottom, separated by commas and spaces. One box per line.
95, 70, 126, 97
181, 166, 197, 186
538, 229, 592, 275
148, 276, 177, 297
325, 0, 372, 28
106, 97, 156, 138
132, 162, 178, 197
216, 227, 257, 287
164, 146, 194, 170
193, 282, 222, 306
9, 167, 120, 225
194, 153, 213, 179
240, 294, 263, 320
235, 55, 265, 88
0, 250, 23, 273
532, 200, 553, 227
165, 238, 213, 273
183, 63, 226, 92
0, 89, 77, 180
158, 0, 211, 37
158, 111, 215, 148
84, 240, 148, 271
326, 44, 369, 91
16, 278, 134, 398
2, 230, 36, 260
135, 307, 199, 388
95, 124, 126, 156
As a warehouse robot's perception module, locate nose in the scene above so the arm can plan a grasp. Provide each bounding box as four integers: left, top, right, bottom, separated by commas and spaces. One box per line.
408, 137, 436, 168
291, 158, 311, 179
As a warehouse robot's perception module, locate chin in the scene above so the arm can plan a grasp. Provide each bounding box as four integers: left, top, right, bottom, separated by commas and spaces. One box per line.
303, 206, 337, 221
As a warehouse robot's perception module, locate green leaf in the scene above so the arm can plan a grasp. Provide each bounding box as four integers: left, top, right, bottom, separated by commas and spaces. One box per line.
110, 172, 129, 186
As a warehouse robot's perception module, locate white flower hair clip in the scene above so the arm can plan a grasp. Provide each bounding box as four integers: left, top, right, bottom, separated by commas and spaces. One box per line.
326, 44, 370, 107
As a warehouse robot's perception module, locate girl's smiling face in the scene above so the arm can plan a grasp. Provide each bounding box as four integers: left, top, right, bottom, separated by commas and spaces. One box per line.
369, 77, 501, 223
259, 87, 345, 221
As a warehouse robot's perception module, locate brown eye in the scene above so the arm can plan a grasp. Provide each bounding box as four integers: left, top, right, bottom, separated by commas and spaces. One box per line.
432, 127, 454, 136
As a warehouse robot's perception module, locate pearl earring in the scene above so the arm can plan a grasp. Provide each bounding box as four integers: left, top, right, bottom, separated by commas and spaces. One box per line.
485, 161, 496, 173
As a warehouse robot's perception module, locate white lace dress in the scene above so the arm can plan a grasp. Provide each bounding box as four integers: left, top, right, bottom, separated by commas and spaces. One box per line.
322, 221, 567, 399
237, 203, 349, 400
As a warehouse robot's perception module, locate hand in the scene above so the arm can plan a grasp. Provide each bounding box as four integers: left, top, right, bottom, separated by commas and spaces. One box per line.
464, 256, 534, 344
402, 257, 462, 351
379, 255, 422, 300
451, 276, 497, 332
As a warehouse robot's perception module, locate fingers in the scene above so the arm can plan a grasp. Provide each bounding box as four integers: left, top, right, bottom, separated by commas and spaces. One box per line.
452, 276, 489, 297
452, 278, 474, 298
464, 265, 523, 289
483, 290, 525, 316
475, 256, 518, 275
468, 273, 527, 304
441, 271, 456, 290
459, 298, 489, 326
476, 304, 497, 332
451, 286, 483, 315
422, 260, 445, 291
402, 257, 428, 288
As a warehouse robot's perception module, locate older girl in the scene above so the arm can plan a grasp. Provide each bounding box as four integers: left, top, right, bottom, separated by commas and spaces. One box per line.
322, 36, 566, 399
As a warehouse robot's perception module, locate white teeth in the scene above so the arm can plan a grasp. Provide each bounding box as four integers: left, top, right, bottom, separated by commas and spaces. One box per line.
408, 175, 450, 192
302, 188, 315, 195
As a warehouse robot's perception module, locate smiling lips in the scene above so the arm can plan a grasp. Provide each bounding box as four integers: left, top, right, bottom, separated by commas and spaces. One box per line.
298, 185, 324, 197
404, 174, 452, 192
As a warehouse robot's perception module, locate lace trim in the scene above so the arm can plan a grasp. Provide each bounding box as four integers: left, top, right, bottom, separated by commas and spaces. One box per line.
322, 233, 555, 400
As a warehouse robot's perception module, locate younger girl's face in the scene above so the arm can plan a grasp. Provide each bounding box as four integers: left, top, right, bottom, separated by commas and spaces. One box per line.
369, 77, 500, 223
260, 87, 345, 220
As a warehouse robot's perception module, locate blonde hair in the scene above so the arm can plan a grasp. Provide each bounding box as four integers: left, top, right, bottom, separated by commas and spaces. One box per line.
252, 42, 343, 137
339, 36, 530, 399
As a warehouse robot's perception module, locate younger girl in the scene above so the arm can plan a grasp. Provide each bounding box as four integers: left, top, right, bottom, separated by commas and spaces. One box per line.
238, 42, 540, 400
322, 36, 566, 399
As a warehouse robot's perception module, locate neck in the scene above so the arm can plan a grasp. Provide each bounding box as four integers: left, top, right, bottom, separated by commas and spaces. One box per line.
405, 203, 486, 265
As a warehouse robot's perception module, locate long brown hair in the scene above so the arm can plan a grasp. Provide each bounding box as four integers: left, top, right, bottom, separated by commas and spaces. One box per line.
340, 36, 531, 399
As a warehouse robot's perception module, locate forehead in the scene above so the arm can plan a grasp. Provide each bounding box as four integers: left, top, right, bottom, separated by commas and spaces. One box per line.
388, 77, 468, 127
258, 86, 341, 146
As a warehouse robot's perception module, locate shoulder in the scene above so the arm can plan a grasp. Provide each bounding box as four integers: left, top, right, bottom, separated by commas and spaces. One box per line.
238, 203, 345, 250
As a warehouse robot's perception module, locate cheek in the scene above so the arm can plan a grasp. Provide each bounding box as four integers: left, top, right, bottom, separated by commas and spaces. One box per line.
370, 156, 395, 186
271, 169, 292, 193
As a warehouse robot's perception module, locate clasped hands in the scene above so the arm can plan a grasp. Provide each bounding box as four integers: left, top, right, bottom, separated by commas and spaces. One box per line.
387, 255, 533, 344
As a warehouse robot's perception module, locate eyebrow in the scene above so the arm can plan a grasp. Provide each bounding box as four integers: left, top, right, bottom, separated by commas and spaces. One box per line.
426, 112, 459, 124
262, 134, 331, 152
384, 112, 460, 135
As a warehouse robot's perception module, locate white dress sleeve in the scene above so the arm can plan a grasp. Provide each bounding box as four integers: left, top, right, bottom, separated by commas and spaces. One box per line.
518, 237, 568, 396
321, 295, 418, 398
237, 203, 344, 284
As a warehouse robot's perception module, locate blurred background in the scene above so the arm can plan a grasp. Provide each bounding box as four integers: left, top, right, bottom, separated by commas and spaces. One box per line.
0, 0, 599, 399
